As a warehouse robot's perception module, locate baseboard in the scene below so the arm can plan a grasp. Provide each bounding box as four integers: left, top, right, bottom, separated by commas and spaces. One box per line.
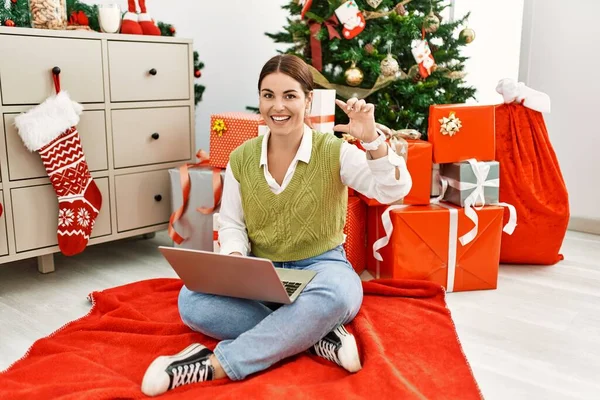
568, 217, 600, 235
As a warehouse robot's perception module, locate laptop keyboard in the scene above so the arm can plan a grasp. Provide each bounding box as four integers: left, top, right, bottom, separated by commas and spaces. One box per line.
282, 281, 302, 297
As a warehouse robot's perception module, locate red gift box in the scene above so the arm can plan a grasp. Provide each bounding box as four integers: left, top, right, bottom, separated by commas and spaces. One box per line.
428, 104, 495, 164
367, 203, 505, 292
358, 139, 432, 206
343, 196, 367, 274
209, 112, 267, 169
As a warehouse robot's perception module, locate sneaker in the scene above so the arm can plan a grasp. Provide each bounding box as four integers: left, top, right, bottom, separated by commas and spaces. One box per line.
141, 343, 215, 397
310, 325, 362, 373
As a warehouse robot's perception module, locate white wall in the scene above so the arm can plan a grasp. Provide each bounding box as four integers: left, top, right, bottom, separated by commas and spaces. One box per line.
88, 1, 524, 152
520, 0, 600, 227
452, 0, 524, 105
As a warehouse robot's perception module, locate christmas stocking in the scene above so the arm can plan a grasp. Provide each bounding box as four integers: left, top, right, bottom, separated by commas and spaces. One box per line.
138, 0, 161, 36
14, 91, 102, 256
121, 0, 143, 35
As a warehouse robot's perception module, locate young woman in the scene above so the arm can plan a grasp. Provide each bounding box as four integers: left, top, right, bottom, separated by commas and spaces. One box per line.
141, 54, 412, 396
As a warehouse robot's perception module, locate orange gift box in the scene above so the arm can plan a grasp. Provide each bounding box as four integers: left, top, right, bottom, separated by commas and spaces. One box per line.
368, 203, 504, 292
428, 104, 495, 164
343, 196, 367, 274
209, 112, 268, 169
357, 139, 432, 206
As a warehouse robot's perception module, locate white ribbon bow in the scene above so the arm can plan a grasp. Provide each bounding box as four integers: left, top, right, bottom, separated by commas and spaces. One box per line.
4, 0, 10, 10
436, 159, 517, 245
496, 78, 551, 113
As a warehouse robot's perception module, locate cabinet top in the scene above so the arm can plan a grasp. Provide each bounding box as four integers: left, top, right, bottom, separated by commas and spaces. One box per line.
0, 26, 193, 44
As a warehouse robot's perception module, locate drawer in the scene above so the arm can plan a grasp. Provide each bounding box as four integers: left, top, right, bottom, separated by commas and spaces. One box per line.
11, 178, 111, 252
115, 170, 171, 232
107, 41, 190, 102
0, 191, 8, 256
4, 111, 108, 181
112, 107, 191, 168
0, 35, 104, 105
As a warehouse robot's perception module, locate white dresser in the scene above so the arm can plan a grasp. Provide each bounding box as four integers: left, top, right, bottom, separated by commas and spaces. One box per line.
0, 27, 195, 272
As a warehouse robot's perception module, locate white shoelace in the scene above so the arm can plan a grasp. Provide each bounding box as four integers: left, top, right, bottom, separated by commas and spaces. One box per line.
313, 340, 341, 365
170, 359, 212, 389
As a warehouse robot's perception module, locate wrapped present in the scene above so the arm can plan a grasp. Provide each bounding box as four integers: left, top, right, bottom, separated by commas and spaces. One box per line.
369, 203, 507, 292
168, 150, 224, 251
343, 196, 367, 274
428, 104, 495, 164
209, 112, 268, 169
357, 138, 432, 206
308, 89, 336, 133
440, 159, 499, 207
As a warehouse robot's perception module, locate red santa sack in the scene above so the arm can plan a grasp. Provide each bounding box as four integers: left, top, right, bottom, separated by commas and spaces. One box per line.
494, 79, 569, 265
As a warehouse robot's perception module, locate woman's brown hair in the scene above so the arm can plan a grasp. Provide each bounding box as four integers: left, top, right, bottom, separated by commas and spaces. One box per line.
258, 54, 314, 95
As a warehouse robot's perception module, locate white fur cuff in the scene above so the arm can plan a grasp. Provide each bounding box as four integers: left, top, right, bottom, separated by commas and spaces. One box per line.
138, 13, 152, 22
123, 12, 138, 22
14, 91, 83, 152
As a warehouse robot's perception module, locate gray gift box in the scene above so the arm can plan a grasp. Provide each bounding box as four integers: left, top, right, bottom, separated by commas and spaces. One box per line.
440, 161, 500, 207
169, 167, 225, 251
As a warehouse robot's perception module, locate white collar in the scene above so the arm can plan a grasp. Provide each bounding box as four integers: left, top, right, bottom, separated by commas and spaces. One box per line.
259, 124, 313, 166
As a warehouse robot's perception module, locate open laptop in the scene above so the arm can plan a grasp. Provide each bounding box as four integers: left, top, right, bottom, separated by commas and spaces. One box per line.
158, 246, 317, 304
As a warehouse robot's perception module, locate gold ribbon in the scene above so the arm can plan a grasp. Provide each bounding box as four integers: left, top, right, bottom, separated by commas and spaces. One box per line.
308, 64, 407, 100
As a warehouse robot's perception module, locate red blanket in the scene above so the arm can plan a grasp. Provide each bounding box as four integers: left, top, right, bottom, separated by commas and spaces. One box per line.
0, 278, 482, 399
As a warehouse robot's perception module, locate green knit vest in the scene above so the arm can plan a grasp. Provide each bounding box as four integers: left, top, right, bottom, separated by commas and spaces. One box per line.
229, 131, 347, 262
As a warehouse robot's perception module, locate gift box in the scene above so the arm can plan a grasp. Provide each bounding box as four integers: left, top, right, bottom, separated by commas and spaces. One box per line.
440, 160, 499, 207
368, 203, 505, 292
358, 139, 432, 206
168, 164, 224, 251
209, 112, 268, 169
343, 196, 367, 274
428, 104, 495, 164
308, 89, 336, 133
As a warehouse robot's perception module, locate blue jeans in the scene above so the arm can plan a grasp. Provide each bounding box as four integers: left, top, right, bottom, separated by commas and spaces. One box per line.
177, 245, 364, 380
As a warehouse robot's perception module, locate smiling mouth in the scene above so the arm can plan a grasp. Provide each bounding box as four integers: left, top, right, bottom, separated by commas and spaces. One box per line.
271, 116, 291, 122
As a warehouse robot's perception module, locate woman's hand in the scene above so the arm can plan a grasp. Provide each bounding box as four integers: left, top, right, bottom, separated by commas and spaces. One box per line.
333, 97, 378, 142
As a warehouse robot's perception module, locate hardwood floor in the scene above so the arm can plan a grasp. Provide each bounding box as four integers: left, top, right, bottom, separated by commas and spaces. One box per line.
0, 230, 598, 399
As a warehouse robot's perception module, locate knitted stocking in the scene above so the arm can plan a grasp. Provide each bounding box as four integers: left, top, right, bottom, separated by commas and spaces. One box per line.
138, 0, 161, 36
121, 0, 143, 35
14, 92, 102, 256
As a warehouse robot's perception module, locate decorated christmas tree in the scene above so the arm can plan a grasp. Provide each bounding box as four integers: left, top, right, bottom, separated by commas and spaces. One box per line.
266, 0, 477, 138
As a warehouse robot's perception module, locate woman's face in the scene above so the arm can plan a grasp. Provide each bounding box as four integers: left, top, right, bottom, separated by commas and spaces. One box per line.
259, 72, 312, 137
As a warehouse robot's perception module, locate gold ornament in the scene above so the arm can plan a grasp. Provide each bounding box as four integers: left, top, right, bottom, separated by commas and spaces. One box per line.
344, 63, 364, 86
424, 10, 440, 33
460, 28, 476, 43
439, 112, 462, 136
380, 54, 399, 77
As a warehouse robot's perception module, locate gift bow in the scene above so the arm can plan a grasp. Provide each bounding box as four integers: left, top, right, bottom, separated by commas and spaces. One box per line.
168, 149, 223, 245
434, 159, 517, 246
496, 78, 551, 113
309, 15, 341, 72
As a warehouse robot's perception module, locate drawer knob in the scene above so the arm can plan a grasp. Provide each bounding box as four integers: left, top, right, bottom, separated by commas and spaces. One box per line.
151, 132, 160, 140
154, 194, 163, 202
149, 68, 157, 76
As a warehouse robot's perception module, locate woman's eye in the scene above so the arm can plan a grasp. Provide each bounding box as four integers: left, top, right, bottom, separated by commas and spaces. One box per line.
263, 93, 273, 98
286, 94, 296, 99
